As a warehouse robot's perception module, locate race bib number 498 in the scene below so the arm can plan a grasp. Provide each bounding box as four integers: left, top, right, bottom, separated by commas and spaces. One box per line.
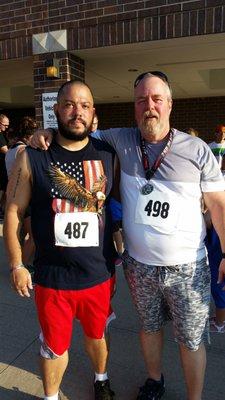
135, 190, 180, 234
54, 212, 99, 247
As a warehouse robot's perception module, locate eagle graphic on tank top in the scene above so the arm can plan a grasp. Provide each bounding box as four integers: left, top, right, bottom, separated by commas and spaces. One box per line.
48, 160, 107, 214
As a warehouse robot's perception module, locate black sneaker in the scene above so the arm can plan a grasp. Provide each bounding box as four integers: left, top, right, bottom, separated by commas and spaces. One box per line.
137, 374, 165, 400
94, 379, 115, 400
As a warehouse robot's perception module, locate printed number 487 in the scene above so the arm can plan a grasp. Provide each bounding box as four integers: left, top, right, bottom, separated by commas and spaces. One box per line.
64, 222, 89, 239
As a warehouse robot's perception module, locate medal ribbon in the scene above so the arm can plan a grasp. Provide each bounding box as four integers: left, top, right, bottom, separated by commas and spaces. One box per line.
140, 129, 174, 181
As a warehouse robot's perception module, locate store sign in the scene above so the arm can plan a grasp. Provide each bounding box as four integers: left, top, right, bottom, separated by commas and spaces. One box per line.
42, 92, 58, 129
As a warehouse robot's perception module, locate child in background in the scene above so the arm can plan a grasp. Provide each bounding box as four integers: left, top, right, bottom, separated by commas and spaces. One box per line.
110, 155, 124, 267
205, 212, 225, 333
110, 197, 123, 267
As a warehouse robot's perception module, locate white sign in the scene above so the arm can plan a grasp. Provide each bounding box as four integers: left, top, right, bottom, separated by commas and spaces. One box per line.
42, 92, 58, 129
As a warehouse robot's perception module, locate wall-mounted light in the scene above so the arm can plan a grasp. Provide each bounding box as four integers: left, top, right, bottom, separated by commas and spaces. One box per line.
46, 58, 60, 79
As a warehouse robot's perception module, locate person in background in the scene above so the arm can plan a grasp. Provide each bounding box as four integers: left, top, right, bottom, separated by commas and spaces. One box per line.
208, 124, 225, 175
91, 114, 99, 133
0, 113, 9, 219
5, 116, 37, 268
110, 155, 124, 267
5, 116, 37, 176
0, 113, 9, 150
186, 127, 199, 137
4, 81, 116, 400
206, 129, 225, 333
205, 212, 225, 333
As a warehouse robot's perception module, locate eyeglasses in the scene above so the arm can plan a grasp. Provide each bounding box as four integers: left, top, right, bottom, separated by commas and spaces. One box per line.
0, 121, 9, 128
134, 70, 169, 88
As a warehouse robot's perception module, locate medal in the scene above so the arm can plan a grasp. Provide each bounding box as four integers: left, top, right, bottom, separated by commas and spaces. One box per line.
139, 130, 173, 196
141, 183, 154, 195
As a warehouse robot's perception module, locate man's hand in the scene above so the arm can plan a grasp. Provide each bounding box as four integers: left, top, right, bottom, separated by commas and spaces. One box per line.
30, 129, 53, 150
11, 267, 33, 297
218, 259, 225, 290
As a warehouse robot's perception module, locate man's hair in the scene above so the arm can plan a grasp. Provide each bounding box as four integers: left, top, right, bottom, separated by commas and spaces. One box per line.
57, 80, 94, 102
134, 71, 172, 100
7, 116, 38, 143
215, 124, 225, 134
18, 116, 38, 139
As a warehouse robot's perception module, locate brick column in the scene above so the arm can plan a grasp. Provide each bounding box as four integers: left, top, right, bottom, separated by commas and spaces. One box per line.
33, 51, 85, 127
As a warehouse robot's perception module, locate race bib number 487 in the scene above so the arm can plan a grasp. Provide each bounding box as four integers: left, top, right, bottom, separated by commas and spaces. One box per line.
54, 212, 99, 247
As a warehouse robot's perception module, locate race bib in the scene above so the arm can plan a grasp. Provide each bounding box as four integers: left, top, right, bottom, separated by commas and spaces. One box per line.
135, 189, 180, 234
54, 212, 99, 247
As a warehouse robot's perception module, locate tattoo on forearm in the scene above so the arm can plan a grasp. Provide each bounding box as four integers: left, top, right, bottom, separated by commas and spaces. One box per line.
13, 168, 22, 198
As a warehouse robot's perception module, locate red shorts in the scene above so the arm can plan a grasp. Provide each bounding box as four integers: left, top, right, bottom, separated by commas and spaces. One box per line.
35, 277, 115, 356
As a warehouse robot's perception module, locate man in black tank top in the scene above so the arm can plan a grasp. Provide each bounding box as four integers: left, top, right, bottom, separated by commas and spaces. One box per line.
4, 81, 116, 400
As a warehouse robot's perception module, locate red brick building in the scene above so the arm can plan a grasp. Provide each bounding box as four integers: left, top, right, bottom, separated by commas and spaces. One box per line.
1, 0, 225, 140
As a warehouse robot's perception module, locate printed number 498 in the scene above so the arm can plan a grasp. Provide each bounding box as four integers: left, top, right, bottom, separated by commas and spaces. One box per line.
145, 200, 170, 219
64, 222, 89, 239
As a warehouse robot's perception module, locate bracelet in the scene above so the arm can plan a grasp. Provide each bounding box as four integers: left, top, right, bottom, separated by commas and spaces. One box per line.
222, 254, 225, 259
10, 263, 25, 273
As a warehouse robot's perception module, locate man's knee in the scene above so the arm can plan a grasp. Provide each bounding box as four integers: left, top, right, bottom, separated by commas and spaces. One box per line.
40, 342, 65, 360
179, 341, 205, 353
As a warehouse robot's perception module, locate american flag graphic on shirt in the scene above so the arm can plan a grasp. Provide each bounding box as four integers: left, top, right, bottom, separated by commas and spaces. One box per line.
50, 160, 106, 213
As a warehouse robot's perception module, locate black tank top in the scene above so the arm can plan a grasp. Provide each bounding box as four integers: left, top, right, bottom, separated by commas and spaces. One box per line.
26, 137, 116, 290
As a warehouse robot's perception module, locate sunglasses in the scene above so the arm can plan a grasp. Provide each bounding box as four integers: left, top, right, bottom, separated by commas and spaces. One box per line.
134, 71, 169, 88
0, 121, 9, 128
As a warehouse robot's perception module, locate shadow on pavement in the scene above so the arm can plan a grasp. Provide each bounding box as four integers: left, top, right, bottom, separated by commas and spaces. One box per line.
0, 386, 41, 400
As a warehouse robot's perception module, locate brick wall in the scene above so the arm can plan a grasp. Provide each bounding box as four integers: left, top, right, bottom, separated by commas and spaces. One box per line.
1, 1, 225, 59
1, 0, 225, 132
4, 95, 224, 141
96, 96, 225, 142
172, 96, 225, 142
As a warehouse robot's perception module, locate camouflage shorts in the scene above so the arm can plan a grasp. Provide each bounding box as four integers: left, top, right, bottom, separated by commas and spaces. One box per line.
123, 252, 210, 351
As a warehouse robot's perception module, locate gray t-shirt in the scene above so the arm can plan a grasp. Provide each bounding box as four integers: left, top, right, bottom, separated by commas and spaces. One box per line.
93, 127, 225, 265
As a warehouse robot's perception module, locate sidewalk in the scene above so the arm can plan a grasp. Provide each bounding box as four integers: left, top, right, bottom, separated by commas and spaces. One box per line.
0, 224, 225, 399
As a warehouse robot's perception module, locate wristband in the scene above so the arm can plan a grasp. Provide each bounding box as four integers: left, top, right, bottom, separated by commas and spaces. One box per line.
10, 263, 25, 273
222, 254, 225, 259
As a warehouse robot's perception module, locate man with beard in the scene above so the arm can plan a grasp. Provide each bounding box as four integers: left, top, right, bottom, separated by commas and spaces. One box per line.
208, 124, 225, 176
4, 80, 116, 400
31, 72, 225, 400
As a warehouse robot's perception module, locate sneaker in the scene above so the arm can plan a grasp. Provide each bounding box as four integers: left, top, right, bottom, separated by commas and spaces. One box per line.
137, 375, 165, 400
210, 319, 225, 333
94, 379, 115, 400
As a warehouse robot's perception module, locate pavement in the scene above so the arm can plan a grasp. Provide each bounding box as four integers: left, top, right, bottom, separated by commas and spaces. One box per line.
0, 222, 225, 400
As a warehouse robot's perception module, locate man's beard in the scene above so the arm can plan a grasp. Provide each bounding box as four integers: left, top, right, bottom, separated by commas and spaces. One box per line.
139, 115, 161, 137
56, 112, 93, 142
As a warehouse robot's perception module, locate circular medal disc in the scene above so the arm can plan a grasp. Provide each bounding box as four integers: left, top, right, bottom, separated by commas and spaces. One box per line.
141, 183, 154, 195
